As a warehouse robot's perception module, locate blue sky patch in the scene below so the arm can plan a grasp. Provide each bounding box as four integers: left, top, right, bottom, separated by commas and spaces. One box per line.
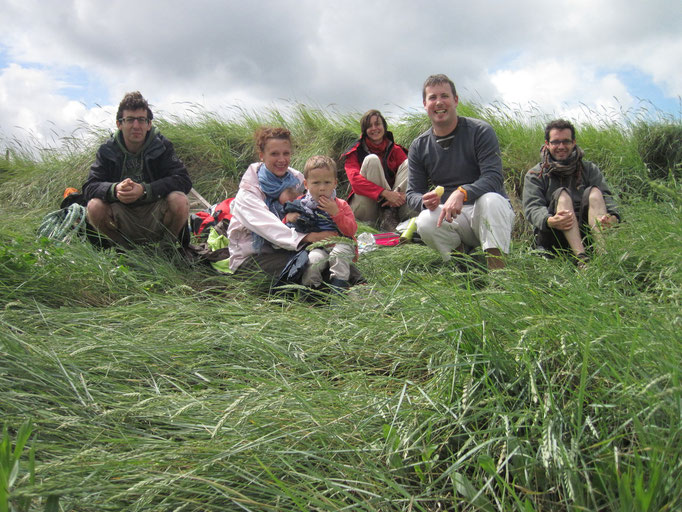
616, 68, 681, 119
56, 66, 110, 107
0, 48, 109, 108
0, 46, 8, 69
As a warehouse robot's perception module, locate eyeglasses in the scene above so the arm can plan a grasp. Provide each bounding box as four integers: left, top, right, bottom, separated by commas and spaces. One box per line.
548, 139, 574, 147
119, 116, 149, 125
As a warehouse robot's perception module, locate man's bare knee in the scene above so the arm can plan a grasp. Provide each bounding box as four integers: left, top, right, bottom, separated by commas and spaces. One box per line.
166, 192, 189, 215
163, 193, 189, 236
86, 198, 112, 226
589, 187, 605, 206
557, 189, 572, 207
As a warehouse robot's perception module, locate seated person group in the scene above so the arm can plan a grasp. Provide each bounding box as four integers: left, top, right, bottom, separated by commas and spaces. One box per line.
81, 77, 620, 289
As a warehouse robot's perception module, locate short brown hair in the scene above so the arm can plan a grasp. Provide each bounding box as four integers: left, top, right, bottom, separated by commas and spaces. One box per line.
422, 74, 457, 101
360, 109, 387, 138
116, 91, 153, 121
255, 126, 292, 152
544, 119, 576, 142
303, 155, 336, 179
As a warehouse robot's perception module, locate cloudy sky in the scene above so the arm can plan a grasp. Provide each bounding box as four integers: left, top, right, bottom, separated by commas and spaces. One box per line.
1, 0, 680, 150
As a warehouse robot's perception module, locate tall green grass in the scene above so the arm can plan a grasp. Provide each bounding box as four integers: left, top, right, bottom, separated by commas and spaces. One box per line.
0, 103, 680, 510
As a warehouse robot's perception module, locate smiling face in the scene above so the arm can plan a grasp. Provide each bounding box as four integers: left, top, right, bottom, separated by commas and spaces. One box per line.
116, 108, 152, 153
259, 138, 292, 177
365, 114, 386, 145
304, 166, 337, 202
423, 83, 459, 135
546, 128, 576, 161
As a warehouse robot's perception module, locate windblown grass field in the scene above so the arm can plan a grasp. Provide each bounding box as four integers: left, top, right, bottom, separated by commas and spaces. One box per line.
1, 103, 680, 511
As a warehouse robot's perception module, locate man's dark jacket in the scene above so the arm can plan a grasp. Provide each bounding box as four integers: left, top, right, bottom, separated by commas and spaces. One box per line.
82, 129, 192, 204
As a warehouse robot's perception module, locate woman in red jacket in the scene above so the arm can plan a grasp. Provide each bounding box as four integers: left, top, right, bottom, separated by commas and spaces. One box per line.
342, 110, 414, 231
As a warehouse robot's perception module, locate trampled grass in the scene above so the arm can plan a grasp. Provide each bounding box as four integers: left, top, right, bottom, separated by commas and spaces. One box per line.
0, 104, 680, 510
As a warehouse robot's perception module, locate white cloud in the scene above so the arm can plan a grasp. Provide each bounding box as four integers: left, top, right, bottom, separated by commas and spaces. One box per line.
490, 60, 635, 122
629, 38, 682, 98
0, 63, 98, 145
0, 0, 680, 149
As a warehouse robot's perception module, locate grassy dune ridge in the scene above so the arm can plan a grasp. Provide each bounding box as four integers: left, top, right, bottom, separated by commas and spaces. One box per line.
0, 103, 680, 511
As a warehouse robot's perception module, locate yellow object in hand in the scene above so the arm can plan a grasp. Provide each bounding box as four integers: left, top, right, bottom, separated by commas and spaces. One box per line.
434, 186, 444, 198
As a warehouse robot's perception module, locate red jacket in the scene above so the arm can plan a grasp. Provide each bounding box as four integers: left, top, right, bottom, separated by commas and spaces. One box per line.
329, 197, 359, 261
342, 132, 408, 202
330, 197, 357, 234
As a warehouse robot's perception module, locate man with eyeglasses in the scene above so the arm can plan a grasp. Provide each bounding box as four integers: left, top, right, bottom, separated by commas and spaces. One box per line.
522, 119, 620, 264
82, 91, 192, 248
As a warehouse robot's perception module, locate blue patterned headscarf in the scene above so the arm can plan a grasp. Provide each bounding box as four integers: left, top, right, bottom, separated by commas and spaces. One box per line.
252, 163, 301, 252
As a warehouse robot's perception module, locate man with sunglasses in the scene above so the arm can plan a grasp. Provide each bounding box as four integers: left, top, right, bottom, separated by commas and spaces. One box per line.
523, 119, 620, 264
83, 91, 192, 248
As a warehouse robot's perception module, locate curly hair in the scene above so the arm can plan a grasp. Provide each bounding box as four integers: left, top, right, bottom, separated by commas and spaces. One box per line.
116, 91, 153, 121
255, 126, 292, 152
544, 119, 576, 142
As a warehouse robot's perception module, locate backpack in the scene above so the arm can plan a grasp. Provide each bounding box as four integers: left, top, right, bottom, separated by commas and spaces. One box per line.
190, 198, 234, 236
37, 203, 88, 242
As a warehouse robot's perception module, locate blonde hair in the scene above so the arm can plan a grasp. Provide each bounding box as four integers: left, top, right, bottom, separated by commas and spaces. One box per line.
303, 155, 337, 179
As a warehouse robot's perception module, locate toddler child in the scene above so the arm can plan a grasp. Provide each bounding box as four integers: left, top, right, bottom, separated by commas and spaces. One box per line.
283, 155, 357, 289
